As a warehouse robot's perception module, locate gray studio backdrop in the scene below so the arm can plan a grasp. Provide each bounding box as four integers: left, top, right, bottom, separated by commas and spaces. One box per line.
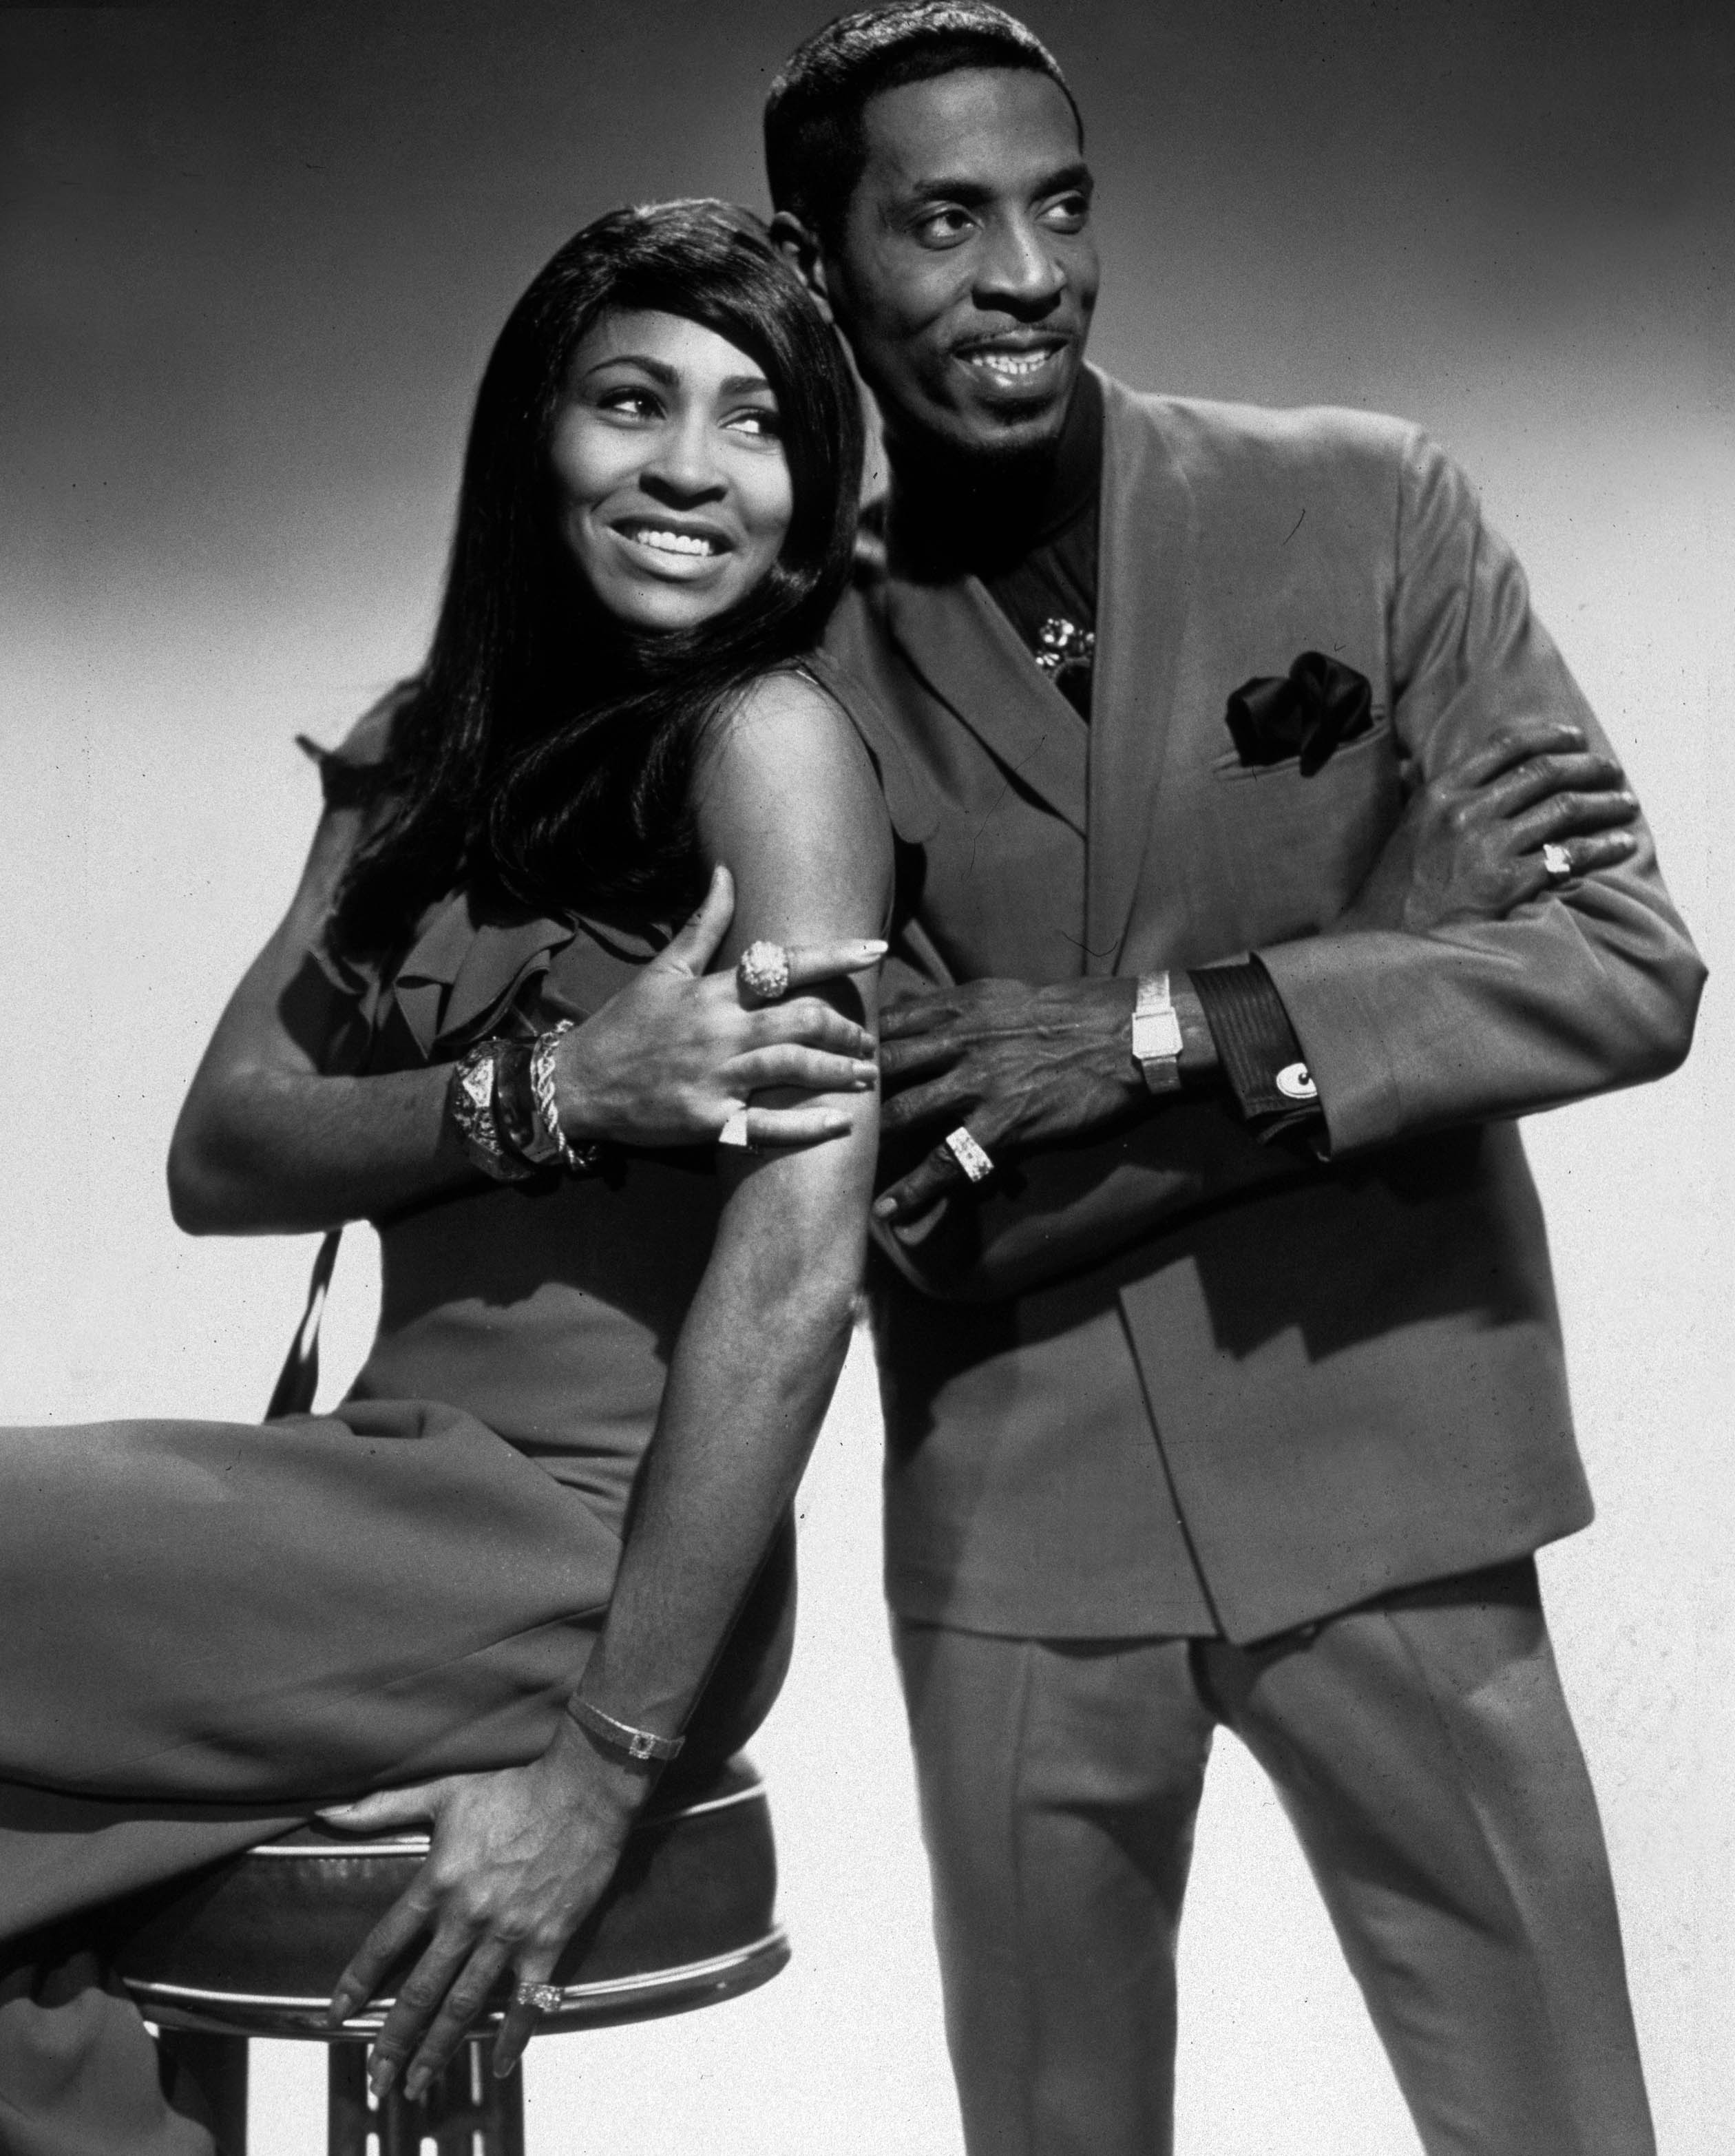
3, 3, 1729, 2150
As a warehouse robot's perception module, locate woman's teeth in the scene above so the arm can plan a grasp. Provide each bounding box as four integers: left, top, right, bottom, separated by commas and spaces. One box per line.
627, 527, 719, 556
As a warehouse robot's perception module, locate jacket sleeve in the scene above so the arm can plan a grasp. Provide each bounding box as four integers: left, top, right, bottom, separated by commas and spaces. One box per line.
1256, 428, 1705, 1155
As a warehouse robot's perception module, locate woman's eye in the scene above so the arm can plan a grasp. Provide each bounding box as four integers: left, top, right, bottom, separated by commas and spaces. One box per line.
598, 388, 661, 420
725, 408, 782, 439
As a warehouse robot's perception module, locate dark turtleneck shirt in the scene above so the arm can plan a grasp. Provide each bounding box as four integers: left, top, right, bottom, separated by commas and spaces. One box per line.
885, 373, 1320, 1135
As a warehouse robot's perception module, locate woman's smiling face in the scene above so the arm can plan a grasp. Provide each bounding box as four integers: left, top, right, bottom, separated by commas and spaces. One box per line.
550, 308, 795, 634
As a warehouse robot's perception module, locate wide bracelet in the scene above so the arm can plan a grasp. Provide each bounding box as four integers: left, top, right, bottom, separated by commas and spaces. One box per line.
565, 1694, 685, 1765
448, 1043, 536, 1182
529, 1021, 603, 1176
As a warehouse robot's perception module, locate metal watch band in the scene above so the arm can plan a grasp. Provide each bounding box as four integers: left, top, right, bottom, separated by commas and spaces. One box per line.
1131, 971, 1185, 1096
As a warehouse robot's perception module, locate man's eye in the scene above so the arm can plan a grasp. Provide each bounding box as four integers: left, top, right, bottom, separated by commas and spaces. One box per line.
912, 206, 974, 247
1040, 194, 1091, 233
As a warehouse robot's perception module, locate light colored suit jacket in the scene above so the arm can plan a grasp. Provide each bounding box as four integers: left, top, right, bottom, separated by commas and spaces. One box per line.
825, 370, 1704, 1644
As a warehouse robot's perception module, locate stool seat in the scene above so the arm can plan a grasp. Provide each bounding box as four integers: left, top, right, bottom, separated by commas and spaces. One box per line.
113, 1752, 787, 2040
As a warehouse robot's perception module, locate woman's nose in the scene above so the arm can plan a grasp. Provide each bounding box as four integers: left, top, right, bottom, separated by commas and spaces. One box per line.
640, 415, 726, 503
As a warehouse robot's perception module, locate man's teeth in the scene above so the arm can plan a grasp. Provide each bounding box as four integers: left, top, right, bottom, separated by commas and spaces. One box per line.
969, 350, 1051, 379
629, 528, 719, 556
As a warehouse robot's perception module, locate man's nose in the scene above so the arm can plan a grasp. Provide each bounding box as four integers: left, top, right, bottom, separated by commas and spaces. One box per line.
642, 416, 726, 502
974, 213, 1066, 315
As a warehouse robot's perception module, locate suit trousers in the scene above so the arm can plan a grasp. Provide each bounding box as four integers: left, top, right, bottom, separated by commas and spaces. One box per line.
892, 1560, 1654, 2156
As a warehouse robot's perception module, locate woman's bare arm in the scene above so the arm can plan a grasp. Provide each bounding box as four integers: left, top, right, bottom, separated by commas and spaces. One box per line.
169, 782, 884, 1237
322, 675, 894, 2098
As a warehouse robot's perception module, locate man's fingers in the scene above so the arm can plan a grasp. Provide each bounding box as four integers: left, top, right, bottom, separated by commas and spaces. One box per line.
878, 1031, 964, 1085
730, 1045, 878, 1097
874, 1144, 965, 1223
1511, 790, 1641, 851
877, 1072, 973, 1136
780, 936, 889, 992
1480, 752, 1629, 820
400, 1936, 516, 2104
650, 864, 735, 979
1449, 721, 1588, 790
1517, 829, 1639, 902
877, 996, 959, 1042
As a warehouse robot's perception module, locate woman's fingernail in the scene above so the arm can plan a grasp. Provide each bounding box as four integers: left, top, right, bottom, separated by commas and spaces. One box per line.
852, 1064, 877, 1087
852, 941, 889, 959
874, 1195, 897, 1219
404, 2071, 428, 2104
327, 1993, 350, 2027
370, 2060, 395, 2099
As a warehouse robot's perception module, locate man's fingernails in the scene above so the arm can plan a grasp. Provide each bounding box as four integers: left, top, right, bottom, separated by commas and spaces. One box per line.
404, 2071, 428, 2104
327, 1992, 351, 2027
369, 2060, 395, 2099
852, 1065, 877, 1087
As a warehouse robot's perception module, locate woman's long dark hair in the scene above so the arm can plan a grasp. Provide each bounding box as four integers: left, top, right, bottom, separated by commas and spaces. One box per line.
328, 200, 865, 958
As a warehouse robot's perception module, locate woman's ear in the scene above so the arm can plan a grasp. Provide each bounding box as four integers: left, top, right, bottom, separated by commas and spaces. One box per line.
770, 211, 834, 321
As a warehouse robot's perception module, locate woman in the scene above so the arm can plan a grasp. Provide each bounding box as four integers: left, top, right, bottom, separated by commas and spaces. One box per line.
0, 200, 890, 2149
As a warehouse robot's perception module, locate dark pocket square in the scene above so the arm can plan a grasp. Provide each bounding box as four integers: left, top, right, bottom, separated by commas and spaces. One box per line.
1225, 652, 1375, 776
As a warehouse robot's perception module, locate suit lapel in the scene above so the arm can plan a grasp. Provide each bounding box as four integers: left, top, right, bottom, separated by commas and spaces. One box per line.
1084, 379, 1199, 974
883, 573, 1090, 838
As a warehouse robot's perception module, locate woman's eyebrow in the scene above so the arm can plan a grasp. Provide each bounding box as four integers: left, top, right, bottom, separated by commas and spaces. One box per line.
582, 353, 678, 384
719, 374, 774, 398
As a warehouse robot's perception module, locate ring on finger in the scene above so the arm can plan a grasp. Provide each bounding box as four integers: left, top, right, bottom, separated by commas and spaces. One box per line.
514, 1978, 562, 2015
737, 941, 791, 1003
944, 1127, 994, 1184
1541, 841, 1573, 886
718, 1107, 753, 1150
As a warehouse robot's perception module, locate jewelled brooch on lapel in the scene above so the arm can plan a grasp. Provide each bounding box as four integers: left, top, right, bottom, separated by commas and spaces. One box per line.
1224, 651, 1375, 776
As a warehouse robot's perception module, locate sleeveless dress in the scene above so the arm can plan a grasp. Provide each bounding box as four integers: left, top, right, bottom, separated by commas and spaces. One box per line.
0, 890, 793, 1950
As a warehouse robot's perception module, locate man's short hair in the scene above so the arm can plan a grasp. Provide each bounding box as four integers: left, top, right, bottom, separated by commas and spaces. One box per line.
765, 3, 1080, 244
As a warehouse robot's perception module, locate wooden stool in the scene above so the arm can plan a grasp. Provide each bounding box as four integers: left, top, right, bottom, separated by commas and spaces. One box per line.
108, 1755, 787, 2154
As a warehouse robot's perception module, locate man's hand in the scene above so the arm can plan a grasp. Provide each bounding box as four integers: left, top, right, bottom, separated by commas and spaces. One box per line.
557, 864, 884, 1150
320, 1717, 649, 2103
1337, 719, 1639, 936
875, 976, 1153, 1224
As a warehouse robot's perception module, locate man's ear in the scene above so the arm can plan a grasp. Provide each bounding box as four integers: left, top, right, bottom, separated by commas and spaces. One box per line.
770, 209, 834, 320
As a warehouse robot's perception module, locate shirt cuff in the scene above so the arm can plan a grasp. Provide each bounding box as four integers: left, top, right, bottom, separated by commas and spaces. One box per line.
1188, 959, 1323, 1140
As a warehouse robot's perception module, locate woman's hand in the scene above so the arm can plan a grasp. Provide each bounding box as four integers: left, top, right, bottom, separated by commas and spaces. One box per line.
320, 1717, 649, 2102
556, 863, 885, 1149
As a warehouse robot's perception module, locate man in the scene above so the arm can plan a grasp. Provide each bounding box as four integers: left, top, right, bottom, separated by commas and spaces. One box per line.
764, 7, 1704, 2152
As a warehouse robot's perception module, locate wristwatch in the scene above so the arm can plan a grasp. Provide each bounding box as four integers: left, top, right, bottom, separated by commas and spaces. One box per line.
1131, 972, 1185, 1095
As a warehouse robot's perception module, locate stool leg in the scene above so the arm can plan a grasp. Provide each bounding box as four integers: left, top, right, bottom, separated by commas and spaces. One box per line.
327, 2037, 525, 2155
158, 2029, 249, 2155
326, 2044, 370, 2156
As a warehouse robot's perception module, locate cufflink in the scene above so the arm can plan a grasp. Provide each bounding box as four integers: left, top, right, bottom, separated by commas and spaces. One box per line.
1132, 973, 1184, 1095
1275, 1061, 1318, 1102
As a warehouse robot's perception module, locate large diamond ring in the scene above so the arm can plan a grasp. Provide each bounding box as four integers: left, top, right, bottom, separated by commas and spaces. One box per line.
718, 1107, 752, 1149
514, 1979, 562, 2015
737, 941, 791, 1002
1541, 841, 1573, 886
944, 1127, 994, 1184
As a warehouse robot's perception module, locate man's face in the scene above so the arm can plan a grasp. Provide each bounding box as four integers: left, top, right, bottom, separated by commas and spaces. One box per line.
817, 67, 1097, 461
